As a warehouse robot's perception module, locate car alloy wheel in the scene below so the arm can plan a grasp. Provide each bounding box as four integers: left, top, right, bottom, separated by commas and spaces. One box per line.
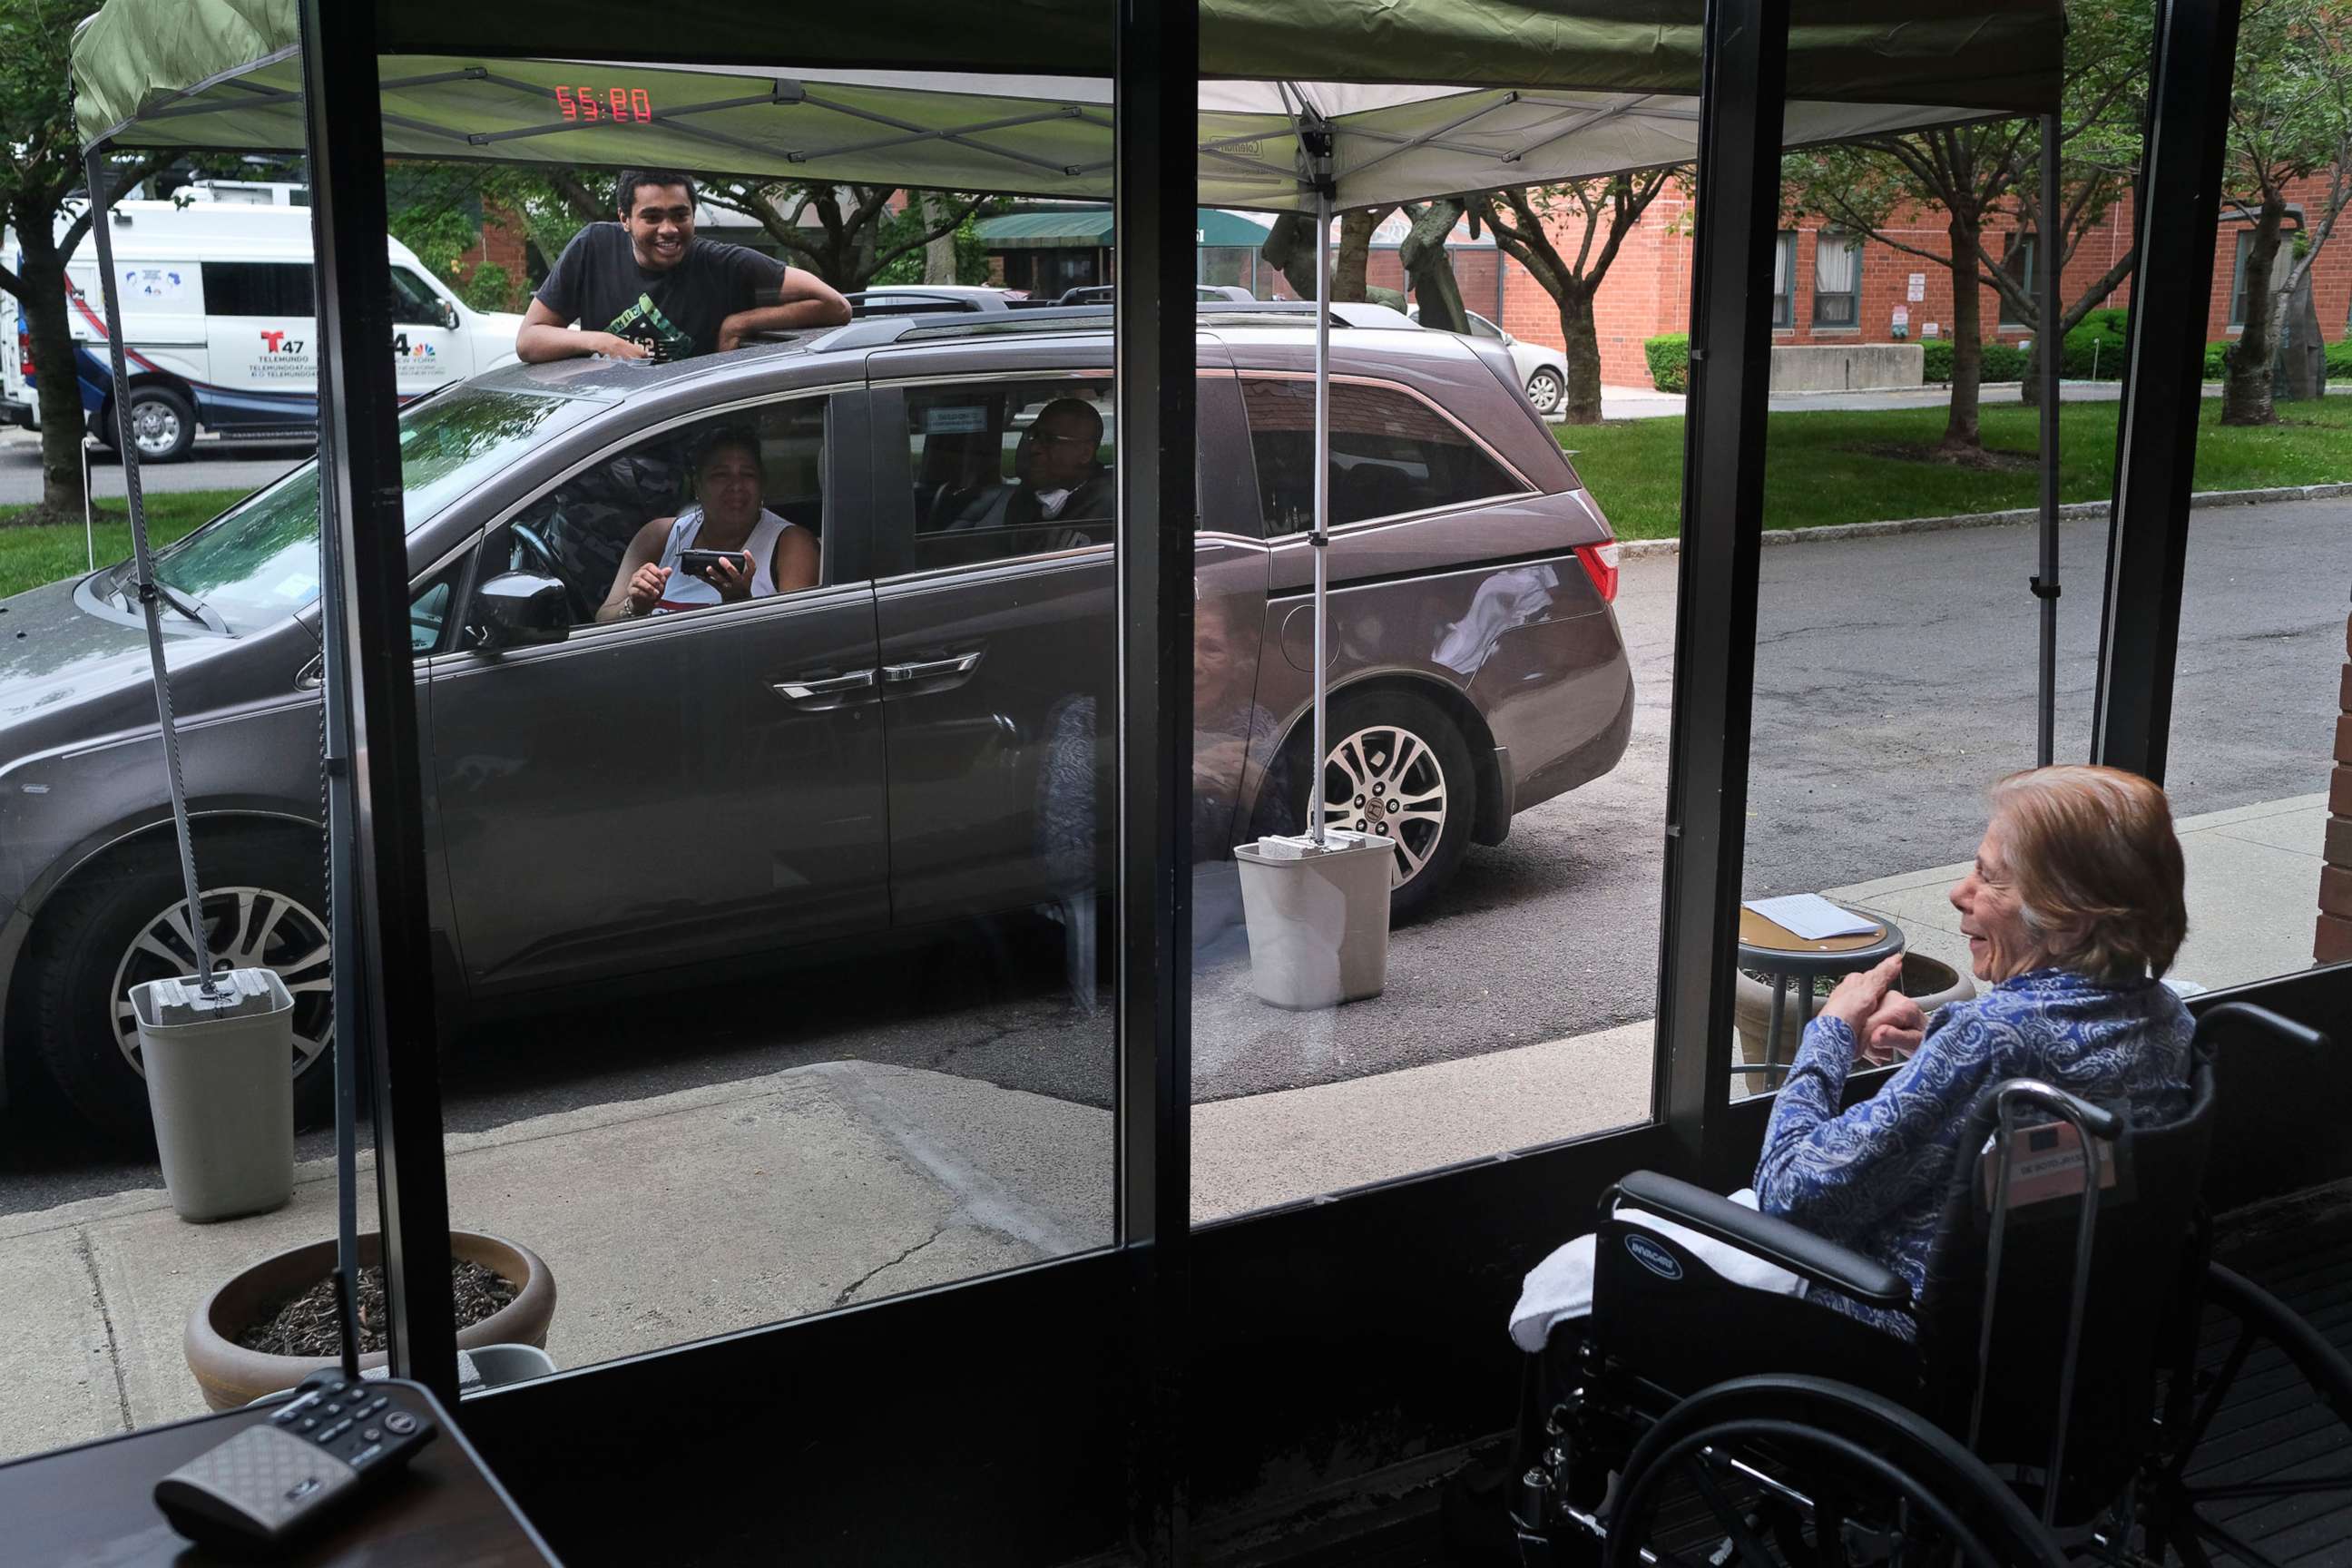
106, 885, 334, 1080
1324, 723, 1449, 887
1525, 369, 1564, 415
132, 397, 184, 459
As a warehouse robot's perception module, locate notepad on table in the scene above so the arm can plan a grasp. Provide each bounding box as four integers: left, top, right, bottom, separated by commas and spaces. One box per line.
1742, 893, 1879, 941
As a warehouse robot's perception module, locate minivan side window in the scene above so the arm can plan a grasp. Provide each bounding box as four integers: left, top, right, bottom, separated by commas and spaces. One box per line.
476, 397, 830, 629
204, 261, 315, 317
904, 378, 1114, 571
1240, 376, 1521, 533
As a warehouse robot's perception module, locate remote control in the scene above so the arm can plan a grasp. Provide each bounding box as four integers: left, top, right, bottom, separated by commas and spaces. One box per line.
153, 1368, 438, 1555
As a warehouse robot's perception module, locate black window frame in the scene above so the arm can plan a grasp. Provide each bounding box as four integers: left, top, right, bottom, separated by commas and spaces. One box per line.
1772, 230, 1796, 328
1999, 230, 2036, 328
1810, 229, 1862, 328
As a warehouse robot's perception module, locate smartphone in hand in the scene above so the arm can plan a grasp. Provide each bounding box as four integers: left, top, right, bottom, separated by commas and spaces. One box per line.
678, 548, 751, 583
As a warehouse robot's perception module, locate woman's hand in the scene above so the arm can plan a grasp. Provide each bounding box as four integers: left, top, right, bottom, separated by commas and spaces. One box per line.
625, 563, 671, 614
702, 553, 755, 603
1818, 953, 1906, 1055
1858, 990, 1927, 1065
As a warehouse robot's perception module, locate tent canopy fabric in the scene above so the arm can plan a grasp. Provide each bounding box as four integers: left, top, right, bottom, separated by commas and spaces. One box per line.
978, 207, 1270, 249
74, 0, 2064, 212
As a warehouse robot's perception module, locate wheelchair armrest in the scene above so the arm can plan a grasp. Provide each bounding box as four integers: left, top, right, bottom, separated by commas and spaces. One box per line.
1610, 1171, 1912, 1310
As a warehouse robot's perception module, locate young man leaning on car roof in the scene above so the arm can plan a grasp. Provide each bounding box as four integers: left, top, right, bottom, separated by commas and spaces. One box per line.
516, 169, 849, 364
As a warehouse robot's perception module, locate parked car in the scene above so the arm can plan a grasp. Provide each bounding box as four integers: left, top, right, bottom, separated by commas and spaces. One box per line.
1407, 305, 1571, 416
1057, 284, 1255, 306
0, 199, 524, 458
0, 307, 1630, 1134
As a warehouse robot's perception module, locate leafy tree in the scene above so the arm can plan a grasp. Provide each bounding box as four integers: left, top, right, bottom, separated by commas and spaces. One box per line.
870, 205, 994, 287
1470, 172, 1681, 425
2219, 0, 2352, 425
696, 182, 999, 292
1781, 0, 2151, 446
0, 0, 169, 520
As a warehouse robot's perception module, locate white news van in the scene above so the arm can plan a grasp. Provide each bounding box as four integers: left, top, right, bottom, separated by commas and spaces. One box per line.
0, 199, 526, 461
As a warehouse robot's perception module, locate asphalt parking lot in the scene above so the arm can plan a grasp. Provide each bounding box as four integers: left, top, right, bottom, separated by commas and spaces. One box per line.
0, 498, 2342, 1212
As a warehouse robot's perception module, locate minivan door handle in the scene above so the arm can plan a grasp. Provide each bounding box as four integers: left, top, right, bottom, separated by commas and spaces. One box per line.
770, 669, 877, 707
880, 650, 985, 685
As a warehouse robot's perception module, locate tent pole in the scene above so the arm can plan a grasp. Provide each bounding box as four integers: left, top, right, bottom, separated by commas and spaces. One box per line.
83, 149, 218, 995
1311, 181, 1332, 847
2035, 112, 2062, 767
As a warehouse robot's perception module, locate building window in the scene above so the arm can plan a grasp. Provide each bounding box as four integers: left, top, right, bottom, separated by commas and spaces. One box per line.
1773, 231, 1796, 328
1811, 231, 1861, 328
1999, 231, 2035, 328
2230, 229, 2257, 328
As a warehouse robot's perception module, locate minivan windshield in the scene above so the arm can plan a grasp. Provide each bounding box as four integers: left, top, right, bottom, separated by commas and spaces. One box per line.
147, 386, 599, 634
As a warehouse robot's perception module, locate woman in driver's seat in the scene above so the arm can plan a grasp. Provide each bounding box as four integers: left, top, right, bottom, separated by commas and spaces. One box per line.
596, 426, 818, 620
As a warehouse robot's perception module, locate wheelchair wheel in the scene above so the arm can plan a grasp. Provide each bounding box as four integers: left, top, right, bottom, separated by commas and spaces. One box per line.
1602, 1376, 2066, 1568
2139, 1261, 2352, 1566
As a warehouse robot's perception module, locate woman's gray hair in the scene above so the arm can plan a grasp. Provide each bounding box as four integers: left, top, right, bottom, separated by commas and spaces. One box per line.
1988, 765, 2188, 983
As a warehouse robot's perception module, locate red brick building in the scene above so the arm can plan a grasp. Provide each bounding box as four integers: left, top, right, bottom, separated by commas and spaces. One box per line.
1472, 170, 2352, 388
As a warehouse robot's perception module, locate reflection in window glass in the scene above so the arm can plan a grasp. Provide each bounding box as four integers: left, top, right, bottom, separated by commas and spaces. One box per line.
1196, 325, 1651, 1222
1242, 376, 1522, 533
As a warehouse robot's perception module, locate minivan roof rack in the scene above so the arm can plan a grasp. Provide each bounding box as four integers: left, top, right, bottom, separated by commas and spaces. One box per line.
766, 298, 1419, 353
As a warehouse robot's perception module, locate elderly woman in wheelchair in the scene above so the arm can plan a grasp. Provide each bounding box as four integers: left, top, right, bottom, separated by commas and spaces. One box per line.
1495, 766, 2347, 1565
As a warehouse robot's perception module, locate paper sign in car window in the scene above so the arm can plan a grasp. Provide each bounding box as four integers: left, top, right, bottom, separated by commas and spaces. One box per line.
922, 405, 990, 436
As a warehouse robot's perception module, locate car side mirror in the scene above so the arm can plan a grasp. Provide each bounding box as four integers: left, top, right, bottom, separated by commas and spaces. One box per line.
440, 299, 460, 331
466, 571, 570, 651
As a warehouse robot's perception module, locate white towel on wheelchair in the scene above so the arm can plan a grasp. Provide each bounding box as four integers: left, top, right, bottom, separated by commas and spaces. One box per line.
1509, 1188, 1807, 1353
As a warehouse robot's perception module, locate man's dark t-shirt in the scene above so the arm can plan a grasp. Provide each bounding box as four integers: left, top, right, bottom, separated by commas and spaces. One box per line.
534, 222, 787, 360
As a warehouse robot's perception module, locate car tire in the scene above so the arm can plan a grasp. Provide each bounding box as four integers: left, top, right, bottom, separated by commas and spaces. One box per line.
20, 829, 335, 1143
1265, 688, 1476, 922
101, 384, 196, 464
1524, 368, 1564, 416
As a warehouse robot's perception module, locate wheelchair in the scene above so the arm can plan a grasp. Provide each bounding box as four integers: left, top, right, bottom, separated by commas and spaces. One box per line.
1505, 1003, 2352, 1566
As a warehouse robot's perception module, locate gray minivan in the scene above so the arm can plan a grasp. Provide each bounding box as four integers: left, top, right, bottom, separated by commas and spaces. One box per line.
0, 307, 1632, 1133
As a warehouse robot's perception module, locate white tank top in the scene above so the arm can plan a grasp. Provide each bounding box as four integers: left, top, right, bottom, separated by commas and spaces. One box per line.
652, 505, 798, 612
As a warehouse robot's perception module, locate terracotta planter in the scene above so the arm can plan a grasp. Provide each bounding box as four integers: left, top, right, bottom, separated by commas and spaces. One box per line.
184, 1229, 554, 1412
1734, 951, 1976, 1089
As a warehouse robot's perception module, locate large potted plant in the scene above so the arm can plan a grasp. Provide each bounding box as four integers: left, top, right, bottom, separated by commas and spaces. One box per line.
183, 1229, 555, 1411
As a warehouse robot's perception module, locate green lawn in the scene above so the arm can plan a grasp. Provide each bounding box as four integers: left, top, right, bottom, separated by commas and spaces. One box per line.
0, 490, 247, 599
1560, 397, 2352, 541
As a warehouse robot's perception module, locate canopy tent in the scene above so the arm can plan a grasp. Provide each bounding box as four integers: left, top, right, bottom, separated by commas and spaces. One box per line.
74, 1, 2063, 211
69, 0, 2068, 929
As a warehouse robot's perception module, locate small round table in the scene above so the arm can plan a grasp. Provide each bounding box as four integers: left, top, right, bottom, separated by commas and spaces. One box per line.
1737, 903, 1906, 1090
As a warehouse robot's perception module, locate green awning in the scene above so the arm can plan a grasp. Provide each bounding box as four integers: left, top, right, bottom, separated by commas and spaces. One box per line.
978, 207, 1270, 250
74, 1, 2066, 212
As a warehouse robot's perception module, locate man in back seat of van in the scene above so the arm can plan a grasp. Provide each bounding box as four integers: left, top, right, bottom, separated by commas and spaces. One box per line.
517, 170, 849, 364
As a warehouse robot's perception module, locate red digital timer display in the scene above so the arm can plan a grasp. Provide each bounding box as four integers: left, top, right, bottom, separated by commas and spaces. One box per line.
556, 85, 654, 123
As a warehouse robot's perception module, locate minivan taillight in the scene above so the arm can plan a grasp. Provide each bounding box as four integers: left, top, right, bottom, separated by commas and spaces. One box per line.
1574, 540, 1619, 603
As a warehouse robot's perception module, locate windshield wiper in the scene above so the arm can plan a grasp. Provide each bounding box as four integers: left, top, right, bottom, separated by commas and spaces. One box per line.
113, 573, 228, 635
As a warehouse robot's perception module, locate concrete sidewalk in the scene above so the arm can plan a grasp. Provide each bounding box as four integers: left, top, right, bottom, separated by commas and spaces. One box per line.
3, 794, 2323, 1462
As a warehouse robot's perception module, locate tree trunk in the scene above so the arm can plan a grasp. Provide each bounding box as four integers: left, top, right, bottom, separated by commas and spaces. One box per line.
1331, 209, 1383, 302
1259, 212, 1321, 299
1556, 289, 1604, 425
922, 193, 959, 285
1942, 211, 1985, 451
2223, 193, 2286, 426
15, 222, 89, 519
1398, 200, 1468, 331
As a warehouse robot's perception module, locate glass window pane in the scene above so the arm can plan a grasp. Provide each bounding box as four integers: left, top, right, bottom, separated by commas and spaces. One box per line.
1241, 376, 1522, 530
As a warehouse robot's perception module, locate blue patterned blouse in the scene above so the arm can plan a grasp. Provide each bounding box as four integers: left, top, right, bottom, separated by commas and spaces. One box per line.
1753, 966, 2193, 1340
